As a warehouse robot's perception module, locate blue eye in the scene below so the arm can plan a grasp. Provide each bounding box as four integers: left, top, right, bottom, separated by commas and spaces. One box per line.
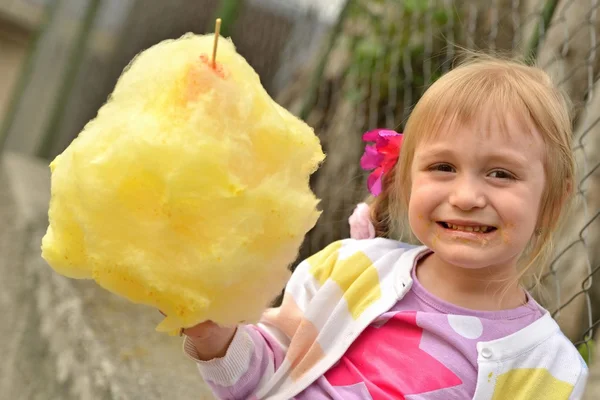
489, 170, 516, 180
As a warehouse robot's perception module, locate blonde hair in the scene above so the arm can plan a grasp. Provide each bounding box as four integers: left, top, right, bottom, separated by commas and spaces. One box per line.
370, 54, 574, 282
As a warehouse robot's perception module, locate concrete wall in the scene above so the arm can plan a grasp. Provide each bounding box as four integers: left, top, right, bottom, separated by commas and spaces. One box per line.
0, 152, 215, 399
0, 20, 29, 121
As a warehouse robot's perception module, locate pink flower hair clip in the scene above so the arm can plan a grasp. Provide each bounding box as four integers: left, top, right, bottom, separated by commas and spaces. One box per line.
360, 129, 403, 196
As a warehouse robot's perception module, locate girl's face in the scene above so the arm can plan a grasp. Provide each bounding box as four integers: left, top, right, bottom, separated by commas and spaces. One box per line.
408, 114, 547, 270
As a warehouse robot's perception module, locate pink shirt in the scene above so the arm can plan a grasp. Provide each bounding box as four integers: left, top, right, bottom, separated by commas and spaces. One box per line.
202, 259, 544, 399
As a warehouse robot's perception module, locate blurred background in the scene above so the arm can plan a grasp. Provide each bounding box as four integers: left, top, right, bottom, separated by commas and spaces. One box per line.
1, 0, 599, 398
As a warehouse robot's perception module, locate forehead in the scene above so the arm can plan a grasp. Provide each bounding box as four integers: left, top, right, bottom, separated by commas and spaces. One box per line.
417, 106, 545, 155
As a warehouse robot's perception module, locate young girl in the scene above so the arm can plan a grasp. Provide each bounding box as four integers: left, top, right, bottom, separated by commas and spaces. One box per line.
177, 56, 589, 399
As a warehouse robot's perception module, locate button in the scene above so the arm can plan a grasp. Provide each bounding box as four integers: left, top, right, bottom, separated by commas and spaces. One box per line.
481, 348, 493, 359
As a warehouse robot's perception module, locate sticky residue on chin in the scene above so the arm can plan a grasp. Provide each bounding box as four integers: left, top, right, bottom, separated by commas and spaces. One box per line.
447, 235, 492, 246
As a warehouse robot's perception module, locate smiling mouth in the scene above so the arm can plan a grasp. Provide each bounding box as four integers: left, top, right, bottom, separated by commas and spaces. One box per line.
437, 221, 497, 233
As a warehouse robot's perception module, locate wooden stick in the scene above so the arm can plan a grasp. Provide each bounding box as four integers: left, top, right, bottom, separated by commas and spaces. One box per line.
212, 18, 222, 69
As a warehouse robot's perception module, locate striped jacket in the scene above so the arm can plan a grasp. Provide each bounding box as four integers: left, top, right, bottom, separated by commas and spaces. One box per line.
184, 238, 589, 399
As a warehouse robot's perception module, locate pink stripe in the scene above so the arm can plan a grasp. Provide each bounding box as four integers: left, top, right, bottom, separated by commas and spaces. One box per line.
204, 325, 285, 399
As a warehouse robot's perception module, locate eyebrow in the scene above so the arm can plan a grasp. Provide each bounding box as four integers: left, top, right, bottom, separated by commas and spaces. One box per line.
417, 148, 454, 160
418, 147, 531, 168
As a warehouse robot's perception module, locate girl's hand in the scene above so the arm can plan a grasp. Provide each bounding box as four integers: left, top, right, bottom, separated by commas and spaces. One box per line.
184, 320, 238, 361
349, 203, 376, 240
182, 320, 224, 338
160, 312, 237, 360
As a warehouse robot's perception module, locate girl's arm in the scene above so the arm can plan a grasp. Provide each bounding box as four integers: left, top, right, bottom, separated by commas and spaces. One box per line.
182, 245, 333, 400
182, 202, 374, 398
183, 323, 285, 400
182, 321, 236, 361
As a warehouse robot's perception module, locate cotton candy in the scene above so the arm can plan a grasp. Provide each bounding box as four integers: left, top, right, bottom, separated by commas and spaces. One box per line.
41, 33, 325, 333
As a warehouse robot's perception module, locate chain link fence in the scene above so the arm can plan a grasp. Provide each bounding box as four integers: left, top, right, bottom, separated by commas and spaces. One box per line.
275, 0, 600, 394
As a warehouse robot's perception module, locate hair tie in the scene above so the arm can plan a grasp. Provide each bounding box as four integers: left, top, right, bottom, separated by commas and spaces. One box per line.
360, 129, 403, 196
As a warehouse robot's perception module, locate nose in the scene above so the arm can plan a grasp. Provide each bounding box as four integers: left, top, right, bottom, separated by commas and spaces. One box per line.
448, 175, 487, 210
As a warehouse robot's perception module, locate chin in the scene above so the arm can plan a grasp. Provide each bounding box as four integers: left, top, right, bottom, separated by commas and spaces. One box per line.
426, 239, 517, 270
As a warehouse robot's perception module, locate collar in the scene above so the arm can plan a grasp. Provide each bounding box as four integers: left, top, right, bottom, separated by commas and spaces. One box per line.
395, 245, 559, 360
392, 245, 430, 296
476, 312, 559, 361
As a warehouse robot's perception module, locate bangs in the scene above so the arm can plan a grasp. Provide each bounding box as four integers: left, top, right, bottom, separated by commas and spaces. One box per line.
395, 56, 573, 205
409, 66, 543, 145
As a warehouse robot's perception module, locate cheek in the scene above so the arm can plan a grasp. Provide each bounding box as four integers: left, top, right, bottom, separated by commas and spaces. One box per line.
525, 165, 547, 223
407, 177, 441, 227
497, 189, 543, 242
522, 179, 546, 223
409, 176, 444, 209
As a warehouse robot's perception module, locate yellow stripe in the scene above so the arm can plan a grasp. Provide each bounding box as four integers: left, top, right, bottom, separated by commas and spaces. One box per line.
307, 241, 343, 285
331, 250, 381, 319
491, 368, 573, 400
308, 242, 381, 319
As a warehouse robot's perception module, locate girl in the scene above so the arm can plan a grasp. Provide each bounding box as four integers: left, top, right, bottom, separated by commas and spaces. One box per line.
177, 56, 589, 399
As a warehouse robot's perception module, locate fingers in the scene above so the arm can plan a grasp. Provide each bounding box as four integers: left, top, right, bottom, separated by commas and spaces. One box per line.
158, 311, 214, 338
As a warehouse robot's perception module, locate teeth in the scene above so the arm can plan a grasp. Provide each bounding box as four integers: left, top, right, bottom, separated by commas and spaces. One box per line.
445, 223, 492, 233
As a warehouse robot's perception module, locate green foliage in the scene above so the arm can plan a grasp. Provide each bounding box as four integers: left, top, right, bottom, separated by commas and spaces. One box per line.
214, 0, 242, 38
404, 0, 430, 13
341, 0, 462, 129
578, 340, 595, 365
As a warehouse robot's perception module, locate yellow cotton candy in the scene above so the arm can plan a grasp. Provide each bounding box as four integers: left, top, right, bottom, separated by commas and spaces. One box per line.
41, 33, 325, 334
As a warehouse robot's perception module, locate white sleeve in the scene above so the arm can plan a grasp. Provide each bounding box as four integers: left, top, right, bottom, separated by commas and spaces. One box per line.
569, 362, 589, 400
